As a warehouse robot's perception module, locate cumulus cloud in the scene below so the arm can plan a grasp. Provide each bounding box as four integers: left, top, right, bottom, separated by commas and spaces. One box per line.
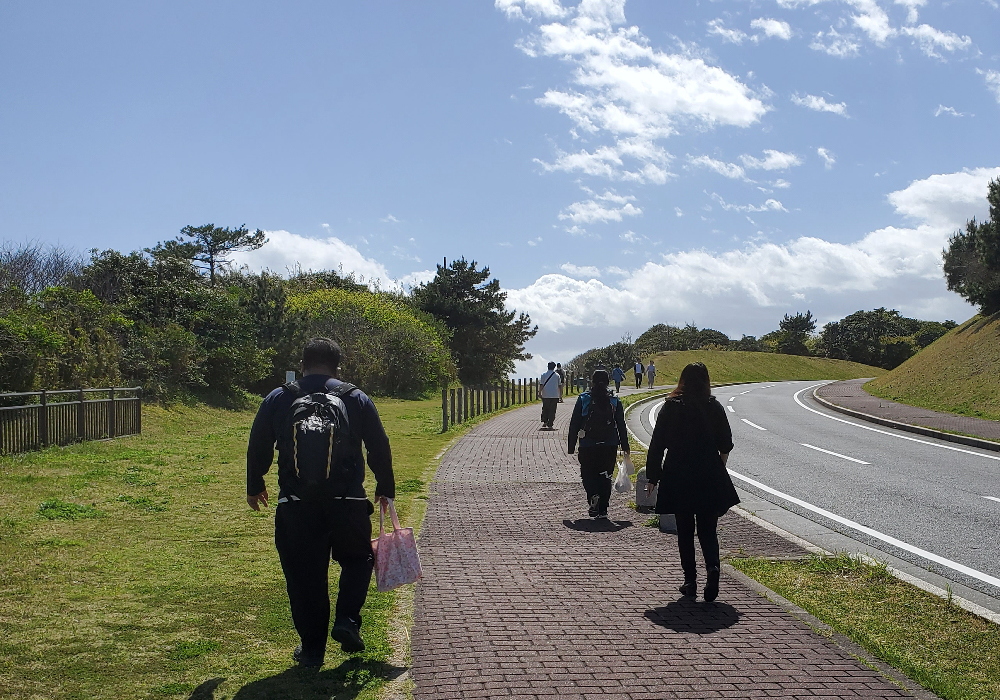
900, 24, 971, 59
380, 214, 401, 223
495, 0, 568, 20
740, 149, 803, 171
850, 0, 894, 44
817, 147, 836, 169
560, 263, 602, 277
750, 18, 793, 40
707, 19, 747, 44
689, 155, 746, 180
810, 27, 861, 57
535, 137, 672, 184
505, 167, 997, 357
712, 193, 788, 213
934, 105, 965, 117
230, 230, 430, 291
895, 0, 927, 25
792, 93, 848, 116
559, 191, 642, 224
980, 70, 1000, 103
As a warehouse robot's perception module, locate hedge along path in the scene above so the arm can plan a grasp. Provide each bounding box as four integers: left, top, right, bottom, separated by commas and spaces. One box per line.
410, 400, 920, 699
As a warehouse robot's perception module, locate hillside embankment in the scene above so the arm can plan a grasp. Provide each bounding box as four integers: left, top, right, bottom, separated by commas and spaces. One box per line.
866, 313, 1000, 421
643, 349, 886, 384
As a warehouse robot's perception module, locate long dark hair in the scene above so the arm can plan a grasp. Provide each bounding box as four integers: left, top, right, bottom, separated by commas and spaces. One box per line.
668, 362, 711, 400
590, 369, 611, 407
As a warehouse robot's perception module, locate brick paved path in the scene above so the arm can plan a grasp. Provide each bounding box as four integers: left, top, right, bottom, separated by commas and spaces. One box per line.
817, 378, 1000, 441
411, 401, 918, 699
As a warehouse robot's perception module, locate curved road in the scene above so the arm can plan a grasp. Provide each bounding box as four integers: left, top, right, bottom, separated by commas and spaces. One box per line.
630, 381, 1000, 605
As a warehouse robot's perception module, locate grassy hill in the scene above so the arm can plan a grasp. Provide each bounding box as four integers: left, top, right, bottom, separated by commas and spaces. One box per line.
866, 313, 1000, 421
643, 350, 885, 385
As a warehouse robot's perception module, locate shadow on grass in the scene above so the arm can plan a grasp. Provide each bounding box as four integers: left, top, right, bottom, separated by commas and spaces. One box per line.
562, 518, 634, 532
644, 598, 741, 634
188, 659, 406, 700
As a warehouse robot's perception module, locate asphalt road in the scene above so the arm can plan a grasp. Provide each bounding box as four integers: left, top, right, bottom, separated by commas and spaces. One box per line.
629, 381, 1000, 601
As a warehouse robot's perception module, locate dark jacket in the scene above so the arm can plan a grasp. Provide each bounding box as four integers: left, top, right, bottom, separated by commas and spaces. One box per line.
246, 374, 395, 500
567, 392, 629, 453
645, 395, 738, 516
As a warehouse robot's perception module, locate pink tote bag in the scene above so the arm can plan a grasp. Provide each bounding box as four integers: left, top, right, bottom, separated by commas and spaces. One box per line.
371, 499, 422, 592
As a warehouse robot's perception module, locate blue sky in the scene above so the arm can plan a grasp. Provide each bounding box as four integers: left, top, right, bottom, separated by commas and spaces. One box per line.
2, 0, 999, 373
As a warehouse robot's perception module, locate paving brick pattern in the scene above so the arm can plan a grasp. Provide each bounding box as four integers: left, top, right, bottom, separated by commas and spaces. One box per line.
411, 402, 916, 699
817, 379, 1000, 441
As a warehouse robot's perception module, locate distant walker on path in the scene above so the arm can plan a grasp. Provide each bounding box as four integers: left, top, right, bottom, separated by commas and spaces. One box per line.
646, 360, 656, 389
567, 370, 630, 519
644, 362, 738, 602
633, 360, 645, 389
246, 338, 396, 667
538, 361, 562, 430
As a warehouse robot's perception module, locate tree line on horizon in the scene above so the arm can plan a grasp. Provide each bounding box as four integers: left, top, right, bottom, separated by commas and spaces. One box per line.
0, 227, 536, 404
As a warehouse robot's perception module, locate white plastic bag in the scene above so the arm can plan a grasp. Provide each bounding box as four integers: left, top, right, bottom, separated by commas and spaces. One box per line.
371, 499, 422, 592
613, 453, 634, 494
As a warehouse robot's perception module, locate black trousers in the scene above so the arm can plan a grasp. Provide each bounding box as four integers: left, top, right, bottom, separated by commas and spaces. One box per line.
578, 445, 617, 514
674, 512, 720, 578
634, 373, 642, 388
274, 499, 374, 658
540, 398, 559, 427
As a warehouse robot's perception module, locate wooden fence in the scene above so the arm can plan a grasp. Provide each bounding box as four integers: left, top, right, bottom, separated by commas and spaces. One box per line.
0, 387, 142, 455
440, 375, 584, 432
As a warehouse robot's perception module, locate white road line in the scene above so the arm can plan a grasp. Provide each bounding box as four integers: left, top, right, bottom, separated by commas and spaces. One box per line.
985, 496, 1000, 503
801, 442, 870, 465
739, 390, 752, 395
727, 405, 735, 413
742, 419, 767, 431
728, 469, 1000, 590
793, 385, 1000, 463
728, 397, 735, 402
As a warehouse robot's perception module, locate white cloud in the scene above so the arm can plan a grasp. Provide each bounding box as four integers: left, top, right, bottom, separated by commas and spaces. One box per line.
380, 214, 401, 223
689, 155, 746, 179
900, 24, 971, 59
230, 230, 422, 290
849, 0, 895, 44
772, 179, 792, 189
934, 105, 964, 117
817, 147, 836, 169
619, 230, 647, 243
707, 19, 747, 44
495, 0, 568, 21
750, 18, 793, 40
740, 149, 804, 171
792, 93, 848, 116
561, 263, 602, 277
535, 137, 672, 184
505, 168, 999, 339
894, 0, 926, 24
712, 193, 789, 213
980, 70, 1000, 103
559, 191, 642, 224
674, 207, 684, 217
810, 28, 861, 57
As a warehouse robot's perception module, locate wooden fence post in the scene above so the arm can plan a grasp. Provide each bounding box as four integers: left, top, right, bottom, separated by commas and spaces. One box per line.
77, 388, 85, 442
108, 387, 116, 438
441, 388, 448, 432
450, 389, 456, 426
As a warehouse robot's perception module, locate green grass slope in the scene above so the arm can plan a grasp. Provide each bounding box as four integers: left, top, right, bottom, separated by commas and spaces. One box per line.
644, 350, 885, 385
866, 313, 1000, 421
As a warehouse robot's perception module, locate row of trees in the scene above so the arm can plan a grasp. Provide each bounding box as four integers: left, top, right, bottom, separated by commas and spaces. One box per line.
0, 230, 536, 403
567, 309, 956, 377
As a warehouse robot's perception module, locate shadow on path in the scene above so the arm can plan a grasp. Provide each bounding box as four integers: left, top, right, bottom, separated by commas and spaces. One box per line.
562, 518, 634, 533
188, 659, 406, 700
644, 599, 741, 634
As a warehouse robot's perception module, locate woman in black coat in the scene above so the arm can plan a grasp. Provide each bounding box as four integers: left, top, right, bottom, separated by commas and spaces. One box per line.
644, 362, 739, 602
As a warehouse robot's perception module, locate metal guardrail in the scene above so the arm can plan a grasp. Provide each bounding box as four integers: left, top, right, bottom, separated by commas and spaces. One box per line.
440, 375, 584, 432
0, 387, 142, 455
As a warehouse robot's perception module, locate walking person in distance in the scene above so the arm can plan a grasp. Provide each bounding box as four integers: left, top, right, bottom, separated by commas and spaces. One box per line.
538, 361, 562, 430
611, 365, 626, 393
555, 362, 566, 403
646, 360, 657, 389
568, 369, 629, 519
633, 359, 645, 389
246, 338, 396, 666
644, 362, 738, 602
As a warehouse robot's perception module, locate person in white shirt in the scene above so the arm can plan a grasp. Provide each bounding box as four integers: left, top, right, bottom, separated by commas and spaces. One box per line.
633, 360, 645, 389
538, 362, 562, 429
646, 361, 656, 389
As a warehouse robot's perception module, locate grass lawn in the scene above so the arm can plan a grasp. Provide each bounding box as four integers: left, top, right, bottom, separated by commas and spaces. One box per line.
0, 396, 452, 700
643, 349, 885, 385
731, 553, 1000, 700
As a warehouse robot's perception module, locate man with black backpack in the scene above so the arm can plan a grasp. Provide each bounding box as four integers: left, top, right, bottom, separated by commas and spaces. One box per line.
246, 338, 395, 667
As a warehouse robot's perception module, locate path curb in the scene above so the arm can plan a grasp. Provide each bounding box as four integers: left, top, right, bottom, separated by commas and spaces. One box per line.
811, 387, 1000, 453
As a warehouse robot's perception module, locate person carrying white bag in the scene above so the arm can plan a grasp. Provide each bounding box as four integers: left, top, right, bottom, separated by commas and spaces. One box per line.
567, 369, 631, 519
372, 498, 422, 591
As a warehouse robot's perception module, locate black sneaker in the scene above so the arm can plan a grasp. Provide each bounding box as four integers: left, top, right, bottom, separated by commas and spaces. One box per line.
704, 566, 721, 602
588, 494, 600, 518
293, 644, 324, 667
678, 578, 697, 597
331, 619, 365, 654
594, 512, 609, 520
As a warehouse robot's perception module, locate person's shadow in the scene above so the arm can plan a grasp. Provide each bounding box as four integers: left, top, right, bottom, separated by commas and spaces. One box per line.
644, 598, 741, 634
186, 658, 407, 700
562, 518, 633, 532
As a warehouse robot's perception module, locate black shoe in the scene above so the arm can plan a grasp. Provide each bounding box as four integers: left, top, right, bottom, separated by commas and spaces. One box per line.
594, 512, 608, 520
704, 567, 721, 602
588, 494, 600, 518
679, 578, 698, 597
331, 619, 365, 654
293, 645, 324, 667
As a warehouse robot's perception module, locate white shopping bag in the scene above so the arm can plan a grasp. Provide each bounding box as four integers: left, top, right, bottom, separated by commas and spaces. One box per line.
371, 499, 422, 592
613, 453, 634, 494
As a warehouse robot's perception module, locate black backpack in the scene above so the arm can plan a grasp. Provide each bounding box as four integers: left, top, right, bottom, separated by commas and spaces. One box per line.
583, 395, 618, 443
283, 381, 358, 499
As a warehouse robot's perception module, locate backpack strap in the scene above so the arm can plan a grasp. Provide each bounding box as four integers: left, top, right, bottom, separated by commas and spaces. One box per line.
327, 382, 357, 399
283, 381, 305, 397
